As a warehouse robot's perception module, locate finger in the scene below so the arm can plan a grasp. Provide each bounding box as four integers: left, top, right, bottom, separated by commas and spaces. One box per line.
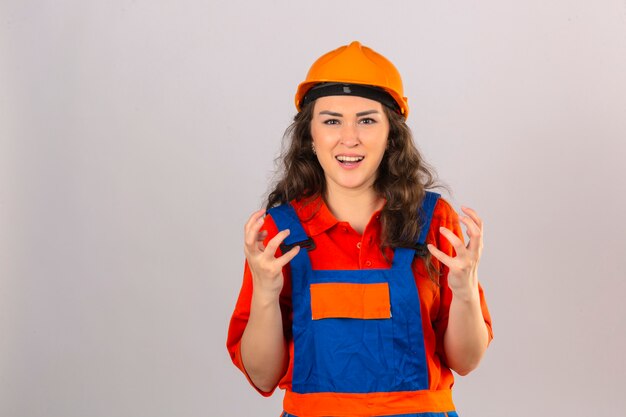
459, 214, 480, 236
244, 209, 265, 233
459, 208, 483, 253
459, 215, 482, 252
427, 243, 455, 267
257, 230, 268, 241
459, 216, 482, 238
438, 226, 466, 256
256, 230, 268, 251
276, 245, 301, 267
460, 206, 483, 230
264, 229, 292, 256
244, 209, 266, 248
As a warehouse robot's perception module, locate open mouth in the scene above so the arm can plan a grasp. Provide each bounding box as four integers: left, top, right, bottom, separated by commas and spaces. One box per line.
336, 155, 365, 164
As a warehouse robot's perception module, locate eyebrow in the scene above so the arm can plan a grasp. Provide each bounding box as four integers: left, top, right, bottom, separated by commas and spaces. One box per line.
318, 109, 380, 117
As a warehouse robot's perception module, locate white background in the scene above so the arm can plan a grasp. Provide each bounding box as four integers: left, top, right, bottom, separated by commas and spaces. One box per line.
1, 1, 625, 416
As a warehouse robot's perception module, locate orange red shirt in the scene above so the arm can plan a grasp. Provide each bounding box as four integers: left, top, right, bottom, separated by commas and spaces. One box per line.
227, 195, 493, 413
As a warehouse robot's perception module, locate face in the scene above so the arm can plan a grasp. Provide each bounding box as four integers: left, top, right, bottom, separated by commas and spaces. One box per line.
310, 95, 390, 196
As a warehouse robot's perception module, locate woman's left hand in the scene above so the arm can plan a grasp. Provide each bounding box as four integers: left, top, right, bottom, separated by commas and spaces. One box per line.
427, 206, 483, 301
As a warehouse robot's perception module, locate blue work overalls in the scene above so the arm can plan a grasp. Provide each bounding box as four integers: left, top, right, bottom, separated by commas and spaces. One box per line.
269, 192, 458, 417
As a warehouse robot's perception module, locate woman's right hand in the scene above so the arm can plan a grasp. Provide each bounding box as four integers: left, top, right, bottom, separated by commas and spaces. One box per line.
243, 209, 301, 299
241, 209, 298, 392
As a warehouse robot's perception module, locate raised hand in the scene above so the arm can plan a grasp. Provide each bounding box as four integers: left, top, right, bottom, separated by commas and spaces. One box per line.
427, 206, 483, 301
243, 209, 301, 298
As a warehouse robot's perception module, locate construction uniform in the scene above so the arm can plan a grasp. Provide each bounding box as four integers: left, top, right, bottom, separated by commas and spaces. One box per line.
227, 193, 493, 416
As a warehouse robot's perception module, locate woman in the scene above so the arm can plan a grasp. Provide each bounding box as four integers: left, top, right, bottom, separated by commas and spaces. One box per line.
227, 41, 493, 417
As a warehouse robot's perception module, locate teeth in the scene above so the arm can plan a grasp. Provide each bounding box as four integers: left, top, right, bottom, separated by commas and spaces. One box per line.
336, 155, 364, 162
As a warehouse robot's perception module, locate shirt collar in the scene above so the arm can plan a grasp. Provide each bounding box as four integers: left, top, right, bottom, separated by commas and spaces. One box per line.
291, 195, 385, 237
292, 195, 339, 236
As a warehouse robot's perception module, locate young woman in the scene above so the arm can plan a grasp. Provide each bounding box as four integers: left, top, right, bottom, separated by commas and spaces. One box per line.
227, 41, 493, 417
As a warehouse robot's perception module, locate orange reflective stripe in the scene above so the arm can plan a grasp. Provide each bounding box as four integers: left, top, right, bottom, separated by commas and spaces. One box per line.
283, 389, 454, 417
310, 282, 391, 320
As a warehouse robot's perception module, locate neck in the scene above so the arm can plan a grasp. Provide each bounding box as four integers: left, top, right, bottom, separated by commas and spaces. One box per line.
324, 184, 384, 234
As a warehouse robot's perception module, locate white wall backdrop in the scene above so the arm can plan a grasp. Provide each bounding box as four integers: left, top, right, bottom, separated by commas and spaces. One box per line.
1, 1, 625, 416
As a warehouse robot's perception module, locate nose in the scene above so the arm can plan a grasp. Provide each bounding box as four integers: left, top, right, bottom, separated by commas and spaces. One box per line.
340, 122, 360, 147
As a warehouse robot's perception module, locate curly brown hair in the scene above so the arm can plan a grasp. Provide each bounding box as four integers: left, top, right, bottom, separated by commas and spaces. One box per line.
266, 103, 442, 274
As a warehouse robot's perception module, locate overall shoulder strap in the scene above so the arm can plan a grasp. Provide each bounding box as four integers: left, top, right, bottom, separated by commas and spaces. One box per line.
267, 204, 316, 254
393, 191, 441, 267
416, 191, 441, 245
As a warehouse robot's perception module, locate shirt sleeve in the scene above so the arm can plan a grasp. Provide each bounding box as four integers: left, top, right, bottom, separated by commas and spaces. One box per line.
225, 213, 293, 396
429, 199, 494, 365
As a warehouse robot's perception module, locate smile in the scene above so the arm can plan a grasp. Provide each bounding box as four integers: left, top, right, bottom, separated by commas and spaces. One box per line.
336, 155, 364, 163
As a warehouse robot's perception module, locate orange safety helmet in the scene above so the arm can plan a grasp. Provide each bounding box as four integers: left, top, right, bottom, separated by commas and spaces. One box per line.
295, 41, 409, 118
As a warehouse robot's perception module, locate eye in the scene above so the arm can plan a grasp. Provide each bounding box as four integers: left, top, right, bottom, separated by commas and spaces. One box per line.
359, 117, 377, 125
323, 119, 340, 125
